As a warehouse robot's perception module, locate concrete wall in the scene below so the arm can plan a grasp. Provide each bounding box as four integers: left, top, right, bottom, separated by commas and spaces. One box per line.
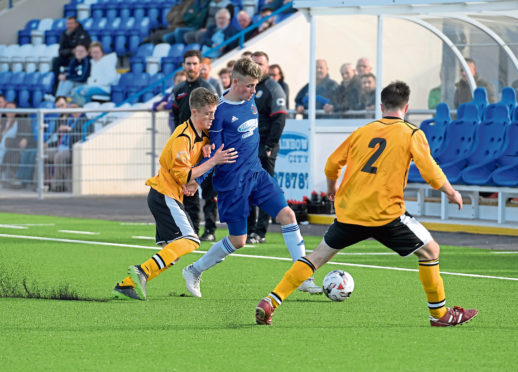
0, 0, 69, 45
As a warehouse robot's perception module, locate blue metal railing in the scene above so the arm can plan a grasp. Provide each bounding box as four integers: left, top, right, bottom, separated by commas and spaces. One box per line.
82, 1, 295, 139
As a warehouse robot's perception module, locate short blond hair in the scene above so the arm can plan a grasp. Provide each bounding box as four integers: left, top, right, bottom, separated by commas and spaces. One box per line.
231, 57, 262, 81
189, 87, 218, 110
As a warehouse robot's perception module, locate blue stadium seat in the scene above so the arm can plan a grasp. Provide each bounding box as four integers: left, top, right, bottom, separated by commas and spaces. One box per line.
130, 43, 154, 73
441, 103, 509, 184
434, 102, 479, 167
149, 72, 165, 95
18, 72, 41, 108
0, 71, 12, 94
90, 0, 109, 20
114, 17, 134, 56
489, 107, 518, 186
407, 103, 451, 183
164, 42, 184, 64
31, 72, 54, 107
45, 18, 67, 45
471, 87, 488, 120
117, 0, 138, 20
185, 43, 201, 52
18, 19, 40, 45
111, 72, 151, 104
100, 17, 122, 53
64, 0, 84, 18
4, 71, 26, 103
499, 86, 516, 120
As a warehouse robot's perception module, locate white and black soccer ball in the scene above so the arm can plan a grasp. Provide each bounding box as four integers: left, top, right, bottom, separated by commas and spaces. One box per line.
322, 270, 354, 302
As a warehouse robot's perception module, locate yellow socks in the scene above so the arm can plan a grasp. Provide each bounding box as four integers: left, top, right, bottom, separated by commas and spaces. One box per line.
141, 239, 199, 280
268, 257, 315, 308
419, 258, 447, 319
119, 239, 199, 286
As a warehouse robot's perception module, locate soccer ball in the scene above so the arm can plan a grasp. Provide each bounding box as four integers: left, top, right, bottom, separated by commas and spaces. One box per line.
322, 270, 354, 302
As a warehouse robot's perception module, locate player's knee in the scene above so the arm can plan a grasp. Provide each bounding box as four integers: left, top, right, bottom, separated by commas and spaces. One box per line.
415, 239, 440, 260
228, 235, 246, 249
276, 206, 296, 225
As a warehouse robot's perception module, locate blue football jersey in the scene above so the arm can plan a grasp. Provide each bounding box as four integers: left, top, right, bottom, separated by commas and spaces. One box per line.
209, 94, 263, 192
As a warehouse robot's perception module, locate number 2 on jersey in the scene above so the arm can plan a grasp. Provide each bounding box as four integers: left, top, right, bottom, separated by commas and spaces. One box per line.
361, 137, 386, 174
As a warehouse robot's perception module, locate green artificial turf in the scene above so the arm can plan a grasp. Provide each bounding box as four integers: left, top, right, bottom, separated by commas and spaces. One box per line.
0, 213, 517, 371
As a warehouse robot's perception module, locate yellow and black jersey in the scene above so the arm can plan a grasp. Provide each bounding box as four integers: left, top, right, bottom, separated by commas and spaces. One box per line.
146, 119, 209, 202
325, 117, 446, 226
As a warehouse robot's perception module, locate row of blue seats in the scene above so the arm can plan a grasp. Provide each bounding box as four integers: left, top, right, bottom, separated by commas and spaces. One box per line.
111, 72, 174, 104
0, 71, 54, 108
129, 43, 201, 75
409, 88, 518, 187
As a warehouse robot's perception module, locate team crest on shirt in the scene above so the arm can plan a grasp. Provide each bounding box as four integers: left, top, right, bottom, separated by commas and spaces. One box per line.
256, 90, 263, 98
251, 104, 257, 115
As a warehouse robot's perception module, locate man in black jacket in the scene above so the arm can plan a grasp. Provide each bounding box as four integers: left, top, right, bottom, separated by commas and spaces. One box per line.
171, 50, 218, 240
247, 51, 287, 244
52, 16, 91, 93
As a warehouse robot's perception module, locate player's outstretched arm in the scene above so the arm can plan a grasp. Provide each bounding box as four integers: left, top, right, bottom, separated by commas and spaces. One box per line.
190, 144, 237, 181
439, 179, 463, 210
326, 178, 338, 202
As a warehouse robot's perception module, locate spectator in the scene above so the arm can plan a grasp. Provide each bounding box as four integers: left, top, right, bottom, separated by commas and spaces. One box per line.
184, 0, 235, 45
264, 0, 295, 14
70, 42, 118, 106
51, 99, 88, 192
247, 51, 288, 244
454, 58, 497, 108
162, 0, 210, 45
0, 102, 32, 183
250, 6, 276, 38
55, 44, 91, 98
44, 96, 70, 189
241, 51, 252, 59
348, 57, 372, 97
325, 62, 357, 114
171, 49, 217, 236
11, 97, 69, 189
152, 70, 187, 133
218, 67, 231, 89
295, 59, 339, 115
226, 59, 236, 72
201, 8, 240, 59
428, 84, 441, 110
236, 10, 255, 42
147, 0, 195, 44
268, 63, 289, 109
351, 73, 376, 111
52, 16, 91, 93
200, 58, 223, 96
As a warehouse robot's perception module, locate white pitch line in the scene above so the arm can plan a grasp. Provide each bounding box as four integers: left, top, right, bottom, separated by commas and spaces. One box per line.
0, 224, 28, 229
58, 230, 99, 235
1, 233, 517, 282
13, 224, 56, 226
492, 251, 518, 254
132, 236, 155, 240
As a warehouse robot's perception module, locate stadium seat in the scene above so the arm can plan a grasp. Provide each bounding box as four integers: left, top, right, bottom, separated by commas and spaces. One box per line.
31, 72, 55, 107
185, 43, 201, 52
490, 108, 518, 187
111, 72, 151, 104
31, 18, 54, 46
38, 44, 59, 73
407, 103, 451, 183
17, 71, 41, 108
440, 103, 509, 184
100, 17, 122, 53
0, 71, 12, 94
499, 86, 516, 120
114, 17, 137, 56
434, 102, 479, 167
64, 0, 84, 18
4, 71, 26, 103
25, 44, 47, 73
0, 44, 20, 72
148, 72, 165, 95
146, 43, 170, 75
18, 19, 40, 45
10, 44, 33, 72
45, 18, 66, 45
129, 43, 154, 73
90, 0, 110, 20
471, 87, 488, 120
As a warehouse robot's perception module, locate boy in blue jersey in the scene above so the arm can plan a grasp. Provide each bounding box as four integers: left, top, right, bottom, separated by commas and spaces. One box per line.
182, 57, 322, 297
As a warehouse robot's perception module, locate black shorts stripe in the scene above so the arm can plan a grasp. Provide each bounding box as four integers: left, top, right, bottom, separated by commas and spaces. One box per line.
419, 259, 439, 266
298, 257, 316, 272
270, 291, 282, 305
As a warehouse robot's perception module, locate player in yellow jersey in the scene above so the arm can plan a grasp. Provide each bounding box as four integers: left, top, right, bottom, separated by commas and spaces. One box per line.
255, 81, 478, 327
112, 87, 237, 301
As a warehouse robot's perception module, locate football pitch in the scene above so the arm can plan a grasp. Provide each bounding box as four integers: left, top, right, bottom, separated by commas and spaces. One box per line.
1, 212, 517, 371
